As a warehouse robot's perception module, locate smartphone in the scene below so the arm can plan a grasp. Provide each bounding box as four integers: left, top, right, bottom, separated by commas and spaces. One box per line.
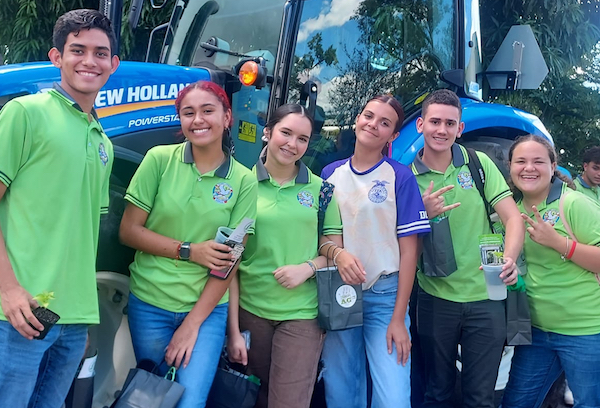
241, 330, 251, 350
208, 240, 244, 280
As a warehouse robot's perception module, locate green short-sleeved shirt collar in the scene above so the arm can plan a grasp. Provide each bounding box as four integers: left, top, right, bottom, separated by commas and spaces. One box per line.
576, 174, 593, 189
180, 140, 232, 178
538, 176, 563, 207
412, 143, 466, 175
412, 144, 513, 302
255, 153, 310, 184
125, 143, 257, 312
53, 82, 99, 120
574, 175, 600, 202
518, 178, 600, 335
239, 159, 342, 321
0, 89, 113, 324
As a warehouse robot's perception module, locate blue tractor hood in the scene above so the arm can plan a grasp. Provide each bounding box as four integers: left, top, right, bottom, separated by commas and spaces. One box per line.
0, 61, 212, 137
392, 97, 552, 165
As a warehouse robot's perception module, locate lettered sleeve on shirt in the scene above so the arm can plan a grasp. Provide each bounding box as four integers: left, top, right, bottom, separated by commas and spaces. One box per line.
228, 170, 258, 235
124, 147, 164, 213
0, 101, 32, 188
100, 141, 114, 215
478, 151, 512, 207
394, 165, 431, 237
565, 192, 600, 247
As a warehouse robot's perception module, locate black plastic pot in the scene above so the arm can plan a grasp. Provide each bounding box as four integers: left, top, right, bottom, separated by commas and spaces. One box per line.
31, 307, 60, 340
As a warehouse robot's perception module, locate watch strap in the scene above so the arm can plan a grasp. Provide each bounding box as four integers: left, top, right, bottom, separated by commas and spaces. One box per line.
179, 241, 191, 261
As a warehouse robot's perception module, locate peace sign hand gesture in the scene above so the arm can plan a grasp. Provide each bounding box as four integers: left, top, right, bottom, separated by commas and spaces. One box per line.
422, 181, 461, 219
521, 205, 562, 250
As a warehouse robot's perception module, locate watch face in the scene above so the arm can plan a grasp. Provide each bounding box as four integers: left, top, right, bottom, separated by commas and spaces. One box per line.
180, 243, 191, 261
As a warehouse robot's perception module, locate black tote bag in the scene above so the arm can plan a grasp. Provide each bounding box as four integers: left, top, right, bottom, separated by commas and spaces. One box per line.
207, 357, 260, 408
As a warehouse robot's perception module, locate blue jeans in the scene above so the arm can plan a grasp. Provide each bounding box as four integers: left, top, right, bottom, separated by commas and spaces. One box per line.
127, 293, 228, 408
322, 272, 411, 408
0, 320, 87, 408
503, 327, 600, 408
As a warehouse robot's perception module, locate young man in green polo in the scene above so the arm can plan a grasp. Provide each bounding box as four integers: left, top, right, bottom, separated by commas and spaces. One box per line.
410, 89, 524, 408
574, 146, 600, 202
0, 9, 119, 407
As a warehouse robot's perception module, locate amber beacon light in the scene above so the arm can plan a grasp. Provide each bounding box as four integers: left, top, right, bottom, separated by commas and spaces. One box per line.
238, 61, 259, 86
235, 57, 267, 89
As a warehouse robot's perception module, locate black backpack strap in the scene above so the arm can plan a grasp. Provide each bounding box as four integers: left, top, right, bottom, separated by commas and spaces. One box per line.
318, 180, 335, 236
465, 148, 494, 231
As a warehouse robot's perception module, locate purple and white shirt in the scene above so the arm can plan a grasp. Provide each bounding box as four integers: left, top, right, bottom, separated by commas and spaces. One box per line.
322, 156, 430, 289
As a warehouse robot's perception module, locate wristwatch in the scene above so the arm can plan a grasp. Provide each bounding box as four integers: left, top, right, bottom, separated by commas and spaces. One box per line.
179, 242, 191, 261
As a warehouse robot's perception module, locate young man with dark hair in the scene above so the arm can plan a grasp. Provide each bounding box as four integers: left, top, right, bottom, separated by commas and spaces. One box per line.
410, 89, 524, 408
0, 9, 119, 407
574, 146, 600, 202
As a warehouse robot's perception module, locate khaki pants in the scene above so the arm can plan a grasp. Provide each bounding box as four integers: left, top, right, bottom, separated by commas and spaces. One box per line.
239, 308, 325, 408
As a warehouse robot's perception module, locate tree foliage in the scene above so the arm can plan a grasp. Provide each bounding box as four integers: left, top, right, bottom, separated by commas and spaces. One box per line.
3, 0, 600, 172
0, 0, 173, 64
481, 0, 600, 172
327, 0, 449, 119
118, 1, 174, 62
0, 0, 99, 64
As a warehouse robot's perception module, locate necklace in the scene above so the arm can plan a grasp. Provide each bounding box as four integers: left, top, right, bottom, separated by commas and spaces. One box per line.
264, 161, 298, 186
275, 173, 296, 186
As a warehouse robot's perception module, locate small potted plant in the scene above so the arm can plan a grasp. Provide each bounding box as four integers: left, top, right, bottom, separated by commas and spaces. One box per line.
482, 251, 507, 301
490, 251, 504, 265
31, 291, 60, 340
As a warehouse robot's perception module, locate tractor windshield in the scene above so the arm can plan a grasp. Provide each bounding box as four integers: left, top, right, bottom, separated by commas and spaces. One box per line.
288, 0, 460, 174
162, 0, 282, 74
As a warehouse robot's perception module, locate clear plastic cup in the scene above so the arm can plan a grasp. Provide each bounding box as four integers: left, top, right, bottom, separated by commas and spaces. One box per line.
482, 264, 507, 300
215, 227, 234, 244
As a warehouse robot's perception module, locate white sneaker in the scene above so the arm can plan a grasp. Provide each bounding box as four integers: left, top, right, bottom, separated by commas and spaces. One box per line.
564, 381, 574, 406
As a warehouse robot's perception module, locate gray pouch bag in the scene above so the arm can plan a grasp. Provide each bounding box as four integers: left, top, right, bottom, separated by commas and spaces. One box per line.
421, 217, 458, 278
316, 264, 363, 331
113, 366, 184, 408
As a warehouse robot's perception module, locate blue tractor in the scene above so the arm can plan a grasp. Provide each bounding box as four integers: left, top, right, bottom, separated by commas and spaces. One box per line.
0, 0, 550, 405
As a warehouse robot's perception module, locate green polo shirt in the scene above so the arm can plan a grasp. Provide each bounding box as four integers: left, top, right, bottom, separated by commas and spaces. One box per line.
0, 86, 113, 324
238, 158, 342, 321
125, 142, 257, 312
518, 179, 600, 335
411, 144, 512, 302
573, 175, 600, 203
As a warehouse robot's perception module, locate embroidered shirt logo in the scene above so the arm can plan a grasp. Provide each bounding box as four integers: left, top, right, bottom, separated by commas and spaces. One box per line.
368, 180, 389, 203
297, 190, 314, 208
336, 285, 358, 308
98, 143, 108, 166
542, 209, 560, 226
457, 171, 473, 189
213, 183, 234, 204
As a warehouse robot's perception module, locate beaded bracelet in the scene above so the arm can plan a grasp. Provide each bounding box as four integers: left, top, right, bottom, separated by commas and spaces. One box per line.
333, 248, 346, 265
318, 240, 336, 252
560, 237, 569, 262
176, 242, 182, 260
175, 242, 182, 266
306, 259, 318, 278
